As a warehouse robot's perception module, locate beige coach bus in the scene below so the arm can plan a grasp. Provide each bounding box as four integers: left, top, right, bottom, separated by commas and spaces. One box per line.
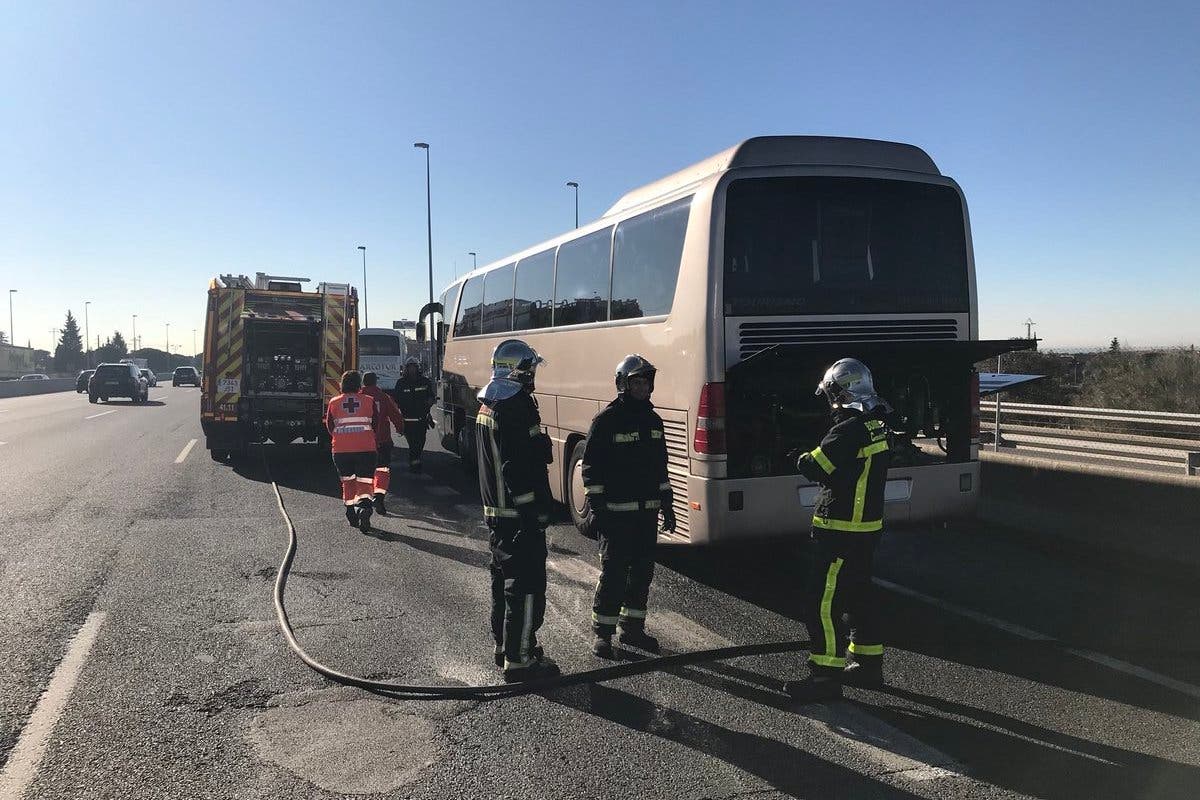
430, 136, 1031, 544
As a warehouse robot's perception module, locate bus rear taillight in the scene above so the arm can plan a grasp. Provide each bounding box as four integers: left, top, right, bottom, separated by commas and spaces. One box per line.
694, 382, 726, 454
969, 371, 981, 440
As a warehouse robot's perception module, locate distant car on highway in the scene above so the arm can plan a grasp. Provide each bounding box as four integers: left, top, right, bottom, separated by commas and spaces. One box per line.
19, 374, 50, 381
88, 362, 149, 404
76, 369, 96, 392
140, 368, 158, 387
172, 366, 200, 387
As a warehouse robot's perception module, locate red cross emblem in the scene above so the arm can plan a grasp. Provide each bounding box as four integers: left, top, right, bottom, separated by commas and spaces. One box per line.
341, 396, 361, 413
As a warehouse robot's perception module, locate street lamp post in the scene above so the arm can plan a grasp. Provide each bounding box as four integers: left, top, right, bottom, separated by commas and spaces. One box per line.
192, 329, 197, 362
414, 142, 434, 372
84, 301, 91, 367
468, 251, 477, 270
7, 289, 15, 345
566, 181, 579, 228
132, 315, 137, 354
166, 323, 170, 355
357, 245, 368, 328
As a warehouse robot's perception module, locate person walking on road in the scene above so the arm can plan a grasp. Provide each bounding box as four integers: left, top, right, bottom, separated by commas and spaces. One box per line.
360, 371, 406, 516
784, 358, 892, 702
325, 370, 381, 533
394, 357, 436, 472
582, 355, 675, 658
476, 339, 559, 682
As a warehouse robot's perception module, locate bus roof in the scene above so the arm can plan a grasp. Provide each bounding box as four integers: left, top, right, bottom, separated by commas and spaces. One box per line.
603, 135, 940, 218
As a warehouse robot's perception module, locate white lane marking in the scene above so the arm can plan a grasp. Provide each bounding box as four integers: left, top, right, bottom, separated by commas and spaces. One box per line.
548, 557, 601, 586
875, 578, 1053, 641
803, 702, 965, 781
875, 577, 1200, 700
0, 441, 7, 446
84, 410, 117, 420
0, 611, 107, 800
175, 438, 198, 464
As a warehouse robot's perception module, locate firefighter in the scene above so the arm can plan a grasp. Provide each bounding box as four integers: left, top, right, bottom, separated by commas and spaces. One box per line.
360, 371, 406, 515
325, 370, 381, 533
394, 357, 436, 472
582, 354, 675, 658
784, 358, 892, 702
476, 339, 558, 682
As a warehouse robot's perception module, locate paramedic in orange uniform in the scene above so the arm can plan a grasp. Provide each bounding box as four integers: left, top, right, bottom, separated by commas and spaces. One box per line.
325, 370, 380, 532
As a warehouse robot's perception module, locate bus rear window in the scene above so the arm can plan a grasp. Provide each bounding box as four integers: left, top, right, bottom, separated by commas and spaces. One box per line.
359, 335, 402, 356
723, 177, 970, 316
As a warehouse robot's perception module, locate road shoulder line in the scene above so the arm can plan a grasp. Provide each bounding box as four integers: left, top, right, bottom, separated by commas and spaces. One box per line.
0, 611, 107, 799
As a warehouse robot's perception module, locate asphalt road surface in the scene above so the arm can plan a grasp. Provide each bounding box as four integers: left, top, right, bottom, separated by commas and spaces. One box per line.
2, 387, 1198, 799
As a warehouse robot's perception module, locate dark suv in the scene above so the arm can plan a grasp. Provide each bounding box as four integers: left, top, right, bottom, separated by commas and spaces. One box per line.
173, 366, 200, 386
89, 362, 149, 404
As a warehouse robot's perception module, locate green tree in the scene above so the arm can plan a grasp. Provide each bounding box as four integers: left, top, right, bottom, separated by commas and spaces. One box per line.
53, 310, 85, 373
1109, 337, 1121, 352
0, 330, 7, 344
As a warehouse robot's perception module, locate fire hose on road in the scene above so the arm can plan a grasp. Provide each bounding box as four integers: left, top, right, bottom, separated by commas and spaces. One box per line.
267, 457, 808, 700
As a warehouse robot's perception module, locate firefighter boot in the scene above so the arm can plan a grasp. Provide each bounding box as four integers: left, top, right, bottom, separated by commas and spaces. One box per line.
373, 495, 387, 515
345, 506, 359, 527
618, 628, 660, 653
358, 503, 373, 533
503, 654, 560, 683
592, 635, 615, 659
784, 666, 845, 702
842, 656, 884, 689
494, 645, 504, 668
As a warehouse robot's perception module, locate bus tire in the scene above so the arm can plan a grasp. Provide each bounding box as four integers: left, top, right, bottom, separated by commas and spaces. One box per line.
567, 439, 600, 539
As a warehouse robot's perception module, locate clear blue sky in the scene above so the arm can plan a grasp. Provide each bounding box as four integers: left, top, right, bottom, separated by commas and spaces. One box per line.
2, 0, 1196, 354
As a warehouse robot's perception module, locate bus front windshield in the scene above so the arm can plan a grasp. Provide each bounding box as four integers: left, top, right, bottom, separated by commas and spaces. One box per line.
359, 334, 403, 356
723, 176, 970, 316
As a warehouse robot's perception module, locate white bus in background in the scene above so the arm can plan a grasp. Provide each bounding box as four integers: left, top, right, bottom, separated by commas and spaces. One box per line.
432, 136, 1032, 544
357, 327, 408, 392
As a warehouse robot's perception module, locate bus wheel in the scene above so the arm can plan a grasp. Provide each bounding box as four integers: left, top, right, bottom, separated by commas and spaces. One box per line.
567, 440, 600, 539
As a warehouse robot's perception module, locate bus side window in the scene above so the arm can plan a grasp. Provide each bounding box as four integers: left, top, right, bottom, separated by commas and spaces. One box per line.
554, 226, 613, 326
455, 277, 484, 337
611, 196, 691, 320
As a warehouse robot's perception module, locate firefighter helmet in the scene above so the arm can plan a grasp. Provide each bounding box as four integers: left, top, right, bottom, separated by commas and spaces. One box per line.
815, 358, 884, 412
615, 354, 656, 394
490, 339, 544, 388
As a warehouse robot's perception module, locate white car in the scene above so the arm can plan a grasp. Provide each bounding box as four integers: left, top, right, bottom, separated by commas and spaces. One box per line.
19, 374, 50, 381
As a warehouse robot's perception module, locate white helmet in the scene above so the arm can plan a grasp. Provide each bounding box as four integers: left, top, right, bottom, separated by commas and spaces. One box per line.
815, 358, 884, 413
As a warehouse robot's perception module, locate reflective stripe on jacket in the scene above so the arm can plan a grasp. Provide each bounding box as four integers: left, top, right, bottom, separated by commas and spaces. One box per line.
326, 392, 379, 453
476, 390, 552, 524
581, 396, 672, 512
796, 412, 891, 532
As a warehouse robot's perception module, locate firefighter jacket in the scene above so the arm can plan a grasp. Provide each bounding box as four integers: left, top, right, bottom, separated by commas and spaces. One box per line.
476, 388, 553, 526
325, 391, 380, 454
360, 385, 405, 445
395, 375, 435, 420
581, 396, 672, 513
796, 409, 892, 532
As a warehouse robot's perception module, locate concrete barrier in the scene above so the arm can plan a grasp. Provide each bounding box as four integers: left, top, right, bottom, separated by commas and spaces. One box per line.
980, 451, 1200, 573
0, 378, 78, 398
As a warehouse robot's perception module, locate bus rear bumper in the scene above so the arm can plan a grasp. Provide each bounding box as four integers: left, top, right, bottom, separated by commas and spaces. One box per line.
683, 462, 980, 545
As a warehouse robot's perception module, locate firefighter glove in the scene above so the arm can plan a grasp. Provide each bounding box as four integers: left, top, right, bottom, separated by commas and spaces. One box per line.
661, 504, 677, 533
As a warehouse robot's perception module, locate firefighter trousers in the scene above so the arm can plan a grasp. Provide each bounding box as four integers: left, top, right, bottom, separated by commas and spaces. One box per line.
806, 529, 883, 671
488, 520, 548, 667
592, 510, 658, 636
402, 421, 428, 466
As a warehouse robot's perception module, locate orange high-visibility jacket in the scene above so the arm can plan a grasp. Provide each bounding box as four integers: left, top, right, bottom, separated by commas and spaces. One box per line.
325, 392, 379, 453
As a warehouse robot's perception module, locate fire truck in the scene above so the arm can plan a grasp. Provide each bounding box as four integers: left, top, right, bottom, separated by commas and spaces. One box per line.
200, 273, 358, 461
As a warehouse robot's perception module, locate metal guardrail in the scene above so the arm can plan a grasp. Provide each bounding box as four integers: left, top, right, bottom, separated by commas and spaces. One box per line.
980, 400, 1200, 476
